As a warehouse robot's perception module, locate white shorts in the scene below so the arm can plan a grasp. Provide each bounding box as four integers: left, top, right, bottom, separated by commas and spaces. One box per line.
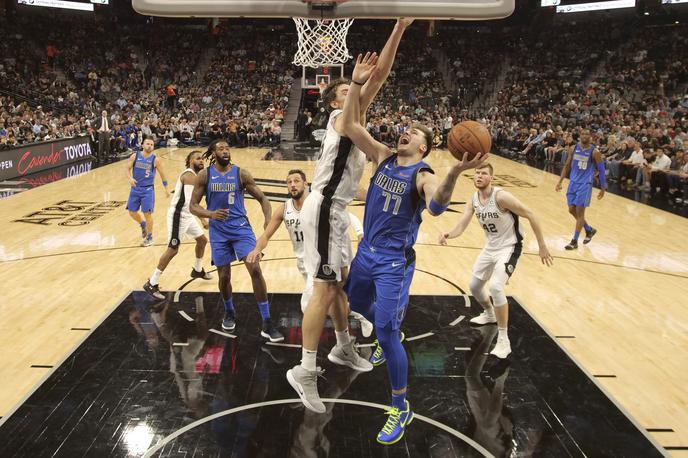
300, 271, 313, 312
167, 212, 204, 248
472, 245, 522, 282
301, 192, 352, 282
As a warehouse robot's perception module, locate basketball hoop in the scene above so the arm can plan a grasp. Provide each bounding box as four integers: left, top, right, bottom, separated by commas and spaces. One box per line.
293, 15, 353, 68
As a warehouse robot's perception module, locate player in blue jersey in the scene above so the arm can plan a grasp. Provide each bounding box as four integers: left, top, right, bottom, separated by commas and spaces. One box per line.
555, 128, 606, 250
189, 139, 284, 342
340, 53, 489, 444
126, 135, 170, 247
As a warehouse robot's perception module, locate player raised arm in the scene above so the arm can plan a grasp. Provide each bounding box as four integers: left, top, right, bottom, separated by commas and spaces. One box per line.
245, 202, 286, 264
556, 149, 573, 192
496, 191, 553, 266
155, 158, 171, 197
241, 168, 272, 229
438, 199, 475, 245
592, 148, 606, 200
190, 168, 228, 220
126, 152, 137, 187
342, 52, 391, 168
358, 18, 414, 122
420, 152, 489, 216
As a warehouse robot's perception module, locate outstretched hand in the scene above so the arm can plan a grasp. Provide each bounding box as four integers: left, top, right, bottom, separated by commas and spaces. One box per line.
352, 52, 378, 84
454, 151, 490, 172
397, 18, 414, 28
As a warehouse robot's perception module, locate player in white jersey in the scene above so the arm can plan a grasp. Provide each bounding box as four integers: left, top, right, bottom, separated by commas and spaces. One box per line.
288, 19, 415, 414
439, 163, 553, 358
246, 170, 372, 335
143, 151, 212, 300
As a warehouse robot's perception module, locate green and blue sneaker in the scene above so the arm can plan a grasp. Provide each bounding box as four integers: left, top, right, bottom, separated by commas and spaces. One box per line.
377, 399, 414, 445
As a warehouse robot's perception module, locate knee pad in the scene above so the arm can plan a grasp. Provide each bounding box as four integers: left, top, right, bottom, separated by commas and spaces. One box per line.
469, 276, 490, 303
489, 282, 507, 307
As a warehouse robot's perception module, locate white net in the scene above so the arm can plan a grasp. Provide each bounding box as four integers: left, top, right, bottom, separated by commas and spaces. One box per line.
292, 17, 354, 68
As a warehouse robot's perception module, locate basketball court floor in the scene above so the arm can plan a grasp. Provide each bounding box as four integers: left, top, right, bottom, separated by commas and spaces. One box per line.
0, 147, 686, 456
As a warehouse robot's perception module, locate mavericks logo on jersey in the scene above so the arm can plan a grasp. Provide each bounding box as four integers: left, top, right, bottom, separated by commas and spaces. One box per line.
210, 182, 236, 192
374, 173, 407, 195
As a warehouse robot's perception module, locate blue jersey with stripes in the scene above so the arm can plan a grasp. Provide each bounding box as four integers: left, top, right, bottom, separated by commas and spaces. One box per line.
206, 164, 249, 238
132, 151, 156, 188
570, 144, 596, 185
363, 154, 433, 251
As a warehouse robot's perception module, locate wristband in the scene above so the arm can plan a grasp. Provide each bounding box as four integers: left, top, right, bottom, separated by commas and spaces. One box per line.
596, 162, 606, 189
352, 79, 367, 86
428, 199, 449, 215
162, 181, 168, 187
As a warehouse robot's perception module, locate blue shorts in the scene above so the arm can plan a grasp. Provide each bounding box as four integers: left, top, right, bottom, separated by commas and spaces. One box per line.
566, 182, 593, 208
344, 242, 416, 330
126, 186, 155, 213
209, 224, 257, 267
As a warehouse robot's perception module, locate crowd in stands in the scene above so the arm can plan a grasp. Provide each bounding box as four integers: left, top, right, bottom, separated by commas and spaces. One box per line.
482, 18, 688, 202
1, 16, 293, 154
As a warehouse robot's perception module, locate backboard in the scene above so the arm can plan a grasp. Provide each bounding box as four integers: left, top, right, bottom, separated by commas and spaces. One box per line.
132, 0, 515, 20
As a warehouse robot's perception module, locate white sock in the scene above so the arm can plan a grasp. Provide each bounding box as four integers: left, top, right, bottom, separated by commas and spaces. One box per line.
150, 268, 163, 286
194, 258, 203, 272
484, 305, 495, 316
335, 329, 350, 347
498, 327, 509, 341
301, 348, 317, 371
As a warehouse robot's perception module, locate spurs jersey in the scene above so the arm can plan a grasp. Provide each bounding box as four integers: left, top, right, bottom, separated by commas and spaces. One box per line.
168, 168, 196, 217
472, 187, 523, 250
310, 109, 366, 205
283, 199, 305, 267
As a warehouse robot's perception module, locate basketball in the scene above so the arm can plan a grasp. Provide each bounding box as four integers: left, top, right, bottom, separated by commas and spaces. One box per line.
447, 120, 492, 161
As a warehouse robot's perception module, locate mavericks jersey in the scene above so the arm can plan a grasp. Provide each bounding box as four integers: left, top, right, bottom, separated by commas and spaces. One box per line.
168, 168, 195, 218
206, 165, 248, 238
570, 143, 595, 185
363, 154, 433, 251
133, 151, 156, 188
472, 187, 523, 250
310, 110, 366, 206
283, 199, 305, 263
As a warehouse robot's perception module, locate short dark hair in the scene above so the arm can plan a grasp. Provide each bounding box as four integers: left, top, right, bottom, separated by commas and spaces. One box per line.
321, 78, 350, 112
186, 150, 202, 168
412, 123, 433, 158
476, 163, 494, 175
287, 169, 307, 182
142, 134, 155, 143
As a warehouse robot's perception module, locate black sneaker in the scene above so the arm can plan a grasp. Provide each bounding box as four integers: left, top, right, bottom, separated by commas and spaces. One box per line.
260, 319, 284, 342
143, 280, 165, 300
564, 240, 578, 250
190, 268, 213, 280
222, 312, 236, 331
583, 228, 597, 244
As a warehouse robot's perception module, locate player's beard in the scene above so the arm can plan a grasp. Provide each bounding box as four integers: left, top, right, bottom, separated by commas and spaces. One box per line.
215, 155, 230, 167
291, 189, 304, 200
192, 163, 204, 173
